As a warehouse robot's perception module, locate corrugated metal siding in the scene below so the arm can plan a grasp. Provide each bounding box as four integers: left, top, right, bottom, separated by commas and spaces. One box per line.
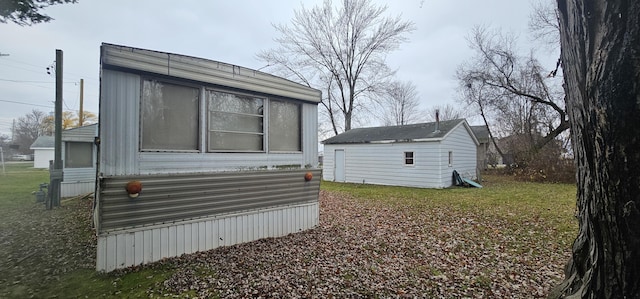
439, 124, 478, 185
302, 104, 319, 168
98, 169, 321, 232
101, 43, 321, 103
61, 181, 95, 197
100, 70, 140, 176
323, 143, 444, 188
96, 201, 318, 272
62, 124, 98, 142
63, 168, 95, 182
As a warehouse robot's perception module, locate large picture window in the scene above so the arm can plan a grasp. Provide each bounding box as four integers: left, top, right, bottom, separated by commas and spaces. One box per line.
207, 90, 264, 151
269, 100, 301, 152
141, 80, 200, 151
65, 142, 93, 168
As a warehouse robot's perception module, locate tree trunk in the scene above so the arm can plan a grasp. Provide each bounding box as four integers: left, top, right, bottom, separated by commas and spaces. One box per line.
550, 0, 640, 298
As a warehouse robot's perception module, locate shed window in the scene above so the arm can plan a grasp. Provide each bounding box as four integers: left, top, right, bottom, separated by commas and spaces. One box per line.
141, 80, 200, 151
207, 90, 264, 152
448, 151, 453, 167
404, 151, 414, 165
269, 100, 301, 152
65, 142, 93, 168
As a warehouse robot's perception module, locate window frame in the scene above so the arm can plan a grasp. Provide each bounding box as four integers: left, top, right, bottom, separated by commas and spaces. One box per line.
404, 151, 415, 166
206, 88, 266, 153
65, 141, 94, 168
139, 77, 201, 153
268, 99, 302, 153
448, 151, 453, 167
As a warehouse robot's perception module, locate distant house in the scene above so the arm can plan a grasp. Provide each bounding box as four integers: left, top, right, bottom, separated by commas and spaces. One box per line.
61, 124, 97, 197
30, 136, 54, 168
322, 119, 479, 188
470, 125, 490, 172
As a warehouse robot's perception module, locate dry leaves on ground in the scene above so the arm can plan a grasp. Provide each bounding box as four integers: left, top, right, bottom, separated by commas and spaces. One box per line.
141, 190, 569, 298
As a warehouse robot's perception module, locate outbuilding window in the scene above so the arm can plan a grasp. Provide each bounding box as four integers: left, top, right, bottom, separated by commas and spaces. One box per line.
65, 142, 93, 168
141, 80, 200, 152
448, 151, 453, 167
404, 151, 414, 165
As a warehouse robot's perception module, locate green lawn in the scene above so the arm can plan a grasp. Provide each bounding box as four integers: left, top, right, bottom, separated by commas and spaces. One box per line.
0, 165, 577, 298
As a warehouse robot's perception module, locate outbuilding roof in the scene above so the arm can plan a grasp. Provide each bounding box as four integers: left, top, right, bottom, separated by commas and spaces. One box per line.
30, 135, 55, 149
322, 119, 471, 144
470, 125, 490, 144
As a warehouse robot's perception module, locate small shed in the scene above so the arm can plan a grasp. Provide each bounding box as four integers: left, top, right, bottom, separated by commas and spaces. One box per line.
61, 124, 98, 197
30, 136, 54, 168
322, 119, 478, 188
95, 43, 321, 272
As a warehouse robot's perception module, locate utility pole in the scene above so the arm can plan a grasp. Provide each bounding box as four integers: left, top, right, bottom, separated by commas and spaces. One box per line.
48, 49, 63, 209
78, 79, 84, 127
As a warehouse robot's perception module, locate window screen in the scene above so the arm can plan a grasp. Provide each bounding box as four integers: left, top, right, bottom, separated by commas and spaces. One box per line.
65, 142, 93, 168
269, 100, 301, 152
207, 90, 264, 151
404, 151, 414, 165
141, 80, 199, 151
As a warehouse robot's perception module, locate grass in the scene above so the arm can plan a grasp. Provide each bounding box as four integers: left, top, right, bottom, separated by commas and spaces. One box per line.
0, 165, 577, 298
0, 162, 49, 208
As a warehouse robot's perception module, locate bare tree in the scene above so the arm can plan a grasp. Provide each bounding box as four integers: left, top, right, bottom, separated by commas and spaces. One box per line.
549, 0, 640, 297
376, 81, 423, 126
12, 109, 49, 154
423, 103, 470, 122
456, 26, 569, 156
258, 0, 414, 134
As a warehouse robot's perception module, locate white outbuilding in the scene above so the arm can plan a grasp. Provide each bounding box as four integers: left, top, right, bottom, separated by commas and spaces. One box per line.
322, 119, 479, 188
61, 124, 97, 197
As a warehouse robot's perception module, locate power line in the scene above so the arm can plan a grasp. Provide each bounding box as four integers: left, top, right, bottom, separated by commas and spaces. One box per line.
0, 99, 54, 108
0, 78, 77, 83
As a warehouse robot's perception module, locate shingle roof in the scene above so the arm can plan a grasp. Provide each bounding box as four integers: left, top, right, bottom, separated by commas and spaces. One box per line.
470, 125, 490, 144
30, 136, 55, 149
322, 119, 467, 144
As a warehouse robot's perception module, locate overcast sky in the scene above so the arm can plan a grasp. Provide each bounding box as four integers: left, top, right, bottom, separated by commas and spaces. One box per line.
0, 0, 556, 137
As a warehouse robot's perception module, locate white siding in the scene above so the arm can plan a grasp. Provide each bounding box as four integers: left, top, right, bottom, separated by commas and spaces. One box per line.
96, 201, 319, 272
324, 142, 445, 188
439, 123, 478, 186
322, 122, 478, 189
32, 148, 54, 169
61, 181, 94, 197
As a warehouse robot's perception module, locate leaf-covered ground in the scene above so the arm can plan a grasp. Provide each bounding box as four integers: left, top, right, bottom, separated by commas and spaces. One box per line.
142, 190, 573, 298
0, 177, 574, 298
0, 196, 95, 298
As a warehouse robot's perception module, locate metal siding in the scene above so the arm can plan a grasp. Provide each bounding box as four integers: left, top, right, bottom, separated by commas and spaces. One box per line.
98, 169, 321, 232
62, 124, 98, 142
102, 44, 321, 103
96, 201, 318, 272
322, 147, 335, 181
326, 143, 443, 188
100, 70, 140, 176
440, 123, 478, 185
303, 104, 319, 167
61, 181, 94, 197
137, 152, 306, 174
